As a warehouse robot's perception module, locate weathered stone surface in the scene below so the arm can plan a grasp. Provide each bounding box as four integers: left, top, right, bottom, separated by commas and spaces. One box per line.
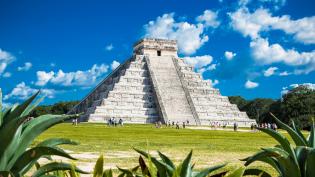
68, 38, 255, 126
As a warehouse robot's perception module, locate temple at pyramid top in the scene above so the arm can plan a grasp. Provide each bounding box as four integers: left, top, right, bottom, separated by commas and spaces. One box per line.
68, 38, 255, 127
133, 38, 178, 57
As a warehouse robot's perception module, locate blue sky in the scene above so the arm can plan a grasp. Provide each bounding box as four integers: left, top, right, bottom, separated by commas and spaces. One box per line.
1, 0, 315, 106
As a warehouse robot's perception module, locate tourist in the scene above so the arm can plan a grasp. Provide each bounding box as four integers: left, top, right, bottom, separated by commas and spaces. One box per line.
119, 118, 123, 126
176, 122, 180, 129
233, 122, 238, 131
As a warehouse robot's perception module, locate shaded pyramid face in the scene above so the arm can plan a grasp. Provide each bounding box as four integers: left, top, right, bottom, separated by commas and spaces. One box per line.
69, 39, 255, 126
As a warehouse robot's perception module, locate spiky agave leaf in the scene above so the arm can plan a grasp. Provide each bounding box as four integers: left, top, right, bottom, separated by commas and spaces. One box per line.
307, 120, 315, 148
103, 169, 113, 177
93, 155, 104, 177
32, 162, 89, 177
134, 148, 171, 176
7, 114, 79, 169
224, 166, 245, 177
11, 146, 77, 176
193, 163, 226, 177
36, 138, 79, 148
243, 169, 272, 177
270, 113, 307, 146
257, 127, 298, 165
180, 150, 193, 177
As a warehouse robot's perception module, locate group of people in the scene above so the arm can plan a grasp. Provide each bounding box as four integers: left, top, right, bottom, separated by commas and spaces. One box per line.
167, 120, 189, 129
155, 120, 190, 129
107, 117, 124, 126
72, 118, 78, 126
257, 122, 278, 131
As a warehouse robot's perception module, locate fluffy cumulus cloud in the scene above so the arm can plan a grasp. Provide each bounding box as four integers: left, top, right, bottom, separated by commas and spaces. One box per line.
196, 10, 220, 28
229, 7, 315, 44
144, 11, 220, 55
250, 37, 315, 74
105, 44, 114, 51
17, 62, 32, 71
182, 55, 213, 69
224, 51, 236, 60
245, 80, 259, 89
264, 66, 278, 77
0, 48, 15, 75
3, 72, 11, 78
4, 82, 55, 100
281, 82, 315, 95
208, 79, 219, 87
279, 71, 291, 76
198, 64, 217, 74
111, 60, 120, 70
35, 64, 109, 87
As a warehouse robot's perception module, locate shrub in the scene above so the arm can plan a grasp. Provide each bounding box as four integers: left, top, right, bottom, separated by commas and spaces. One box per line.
242, 113, 315, 177
0, 90, 88, 177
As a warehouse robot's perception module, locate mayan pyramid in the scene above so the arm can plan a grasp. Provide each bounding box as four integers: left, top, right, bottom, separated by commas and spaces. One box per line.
69, 38, 255, 126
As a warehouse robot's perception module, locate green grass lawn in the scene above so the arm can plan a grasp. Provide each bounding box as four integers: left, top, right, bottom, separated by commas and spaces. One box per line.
36, 123, 280, 174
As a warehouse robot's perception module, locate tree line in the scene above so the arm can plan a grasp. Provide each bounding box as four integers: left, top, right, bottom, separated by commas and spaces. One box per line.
229, 85, 315, 129
31, 85, 315, 129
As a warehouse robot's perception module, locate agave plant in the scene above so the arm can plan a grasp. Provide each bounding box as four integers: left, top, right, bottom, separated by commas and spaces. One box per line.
0, 89, 88, 177
116, 148, 227, 177
242, 113, 315, 177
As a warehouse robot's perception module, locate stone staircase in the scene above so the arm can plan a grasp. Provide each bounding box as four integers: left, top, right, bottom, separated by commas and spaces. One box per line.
80, 55, 159, 124
145, 55, 197, 125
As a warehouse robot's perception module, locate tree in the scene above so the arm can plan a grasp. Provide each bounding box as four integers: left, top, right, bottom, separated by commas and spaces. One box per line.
242, 98, 275, 122
281, 85, 315, 129
228, 96, 248, 110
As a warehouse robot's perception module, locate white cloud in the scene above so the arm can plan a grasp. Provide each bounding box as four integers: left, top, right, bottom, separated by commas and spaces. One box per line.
279, 71, 291, 76
281, 82, 315, 96
224, 51, 236, 60
182, 55, 213, 69
250, 37, 315, 74
105, 44, 114, 51
229, 7, 315, 44
36, 64, 109, 87
245, 80, 259, 89
0, 48, 15, 75
111, 60, 120, 70
4, 82, 56, 100
36, 71, 55, 86
208, 79, 219, 87
3, 72, 11, 78
17, 62, 32, 71
198, 64, 217, 74
50, 63, 56, 67
144, 12, 219, 55
290, 83, 315, 90
263, 66, 278, 77
196, 10, 220, 28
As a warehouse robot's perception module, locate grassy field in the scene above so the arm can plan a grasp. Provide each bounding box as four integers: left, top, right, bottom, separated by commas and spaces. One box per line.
36, 123, 280, 174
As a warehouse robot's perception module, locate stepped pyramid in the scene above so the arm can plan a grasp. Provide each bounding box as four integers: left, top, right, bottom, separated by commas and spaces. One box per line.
69, 38, 255, 126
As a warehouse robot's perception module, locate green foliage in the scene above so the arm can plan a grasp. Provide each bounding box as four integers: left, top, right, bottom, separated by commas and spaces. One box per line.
281, 86, 315, 129
242, 98, 275, 122
228, 96, 248, 110
229, 86, 315, 129
242, 113, 315, 177
115, 149, 227, 177
30, 101, 79, 117
0, 89, 87, 177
